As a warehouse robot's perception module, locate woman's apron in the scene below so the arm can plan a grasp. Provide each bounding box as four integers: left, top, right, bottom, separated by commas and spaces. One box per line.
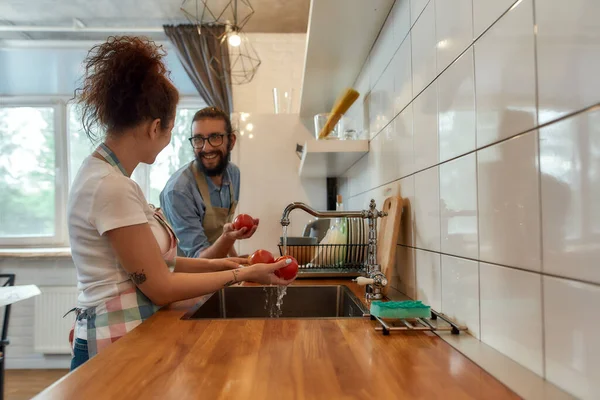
66, 143, 179, 359
189, 161, 237, 244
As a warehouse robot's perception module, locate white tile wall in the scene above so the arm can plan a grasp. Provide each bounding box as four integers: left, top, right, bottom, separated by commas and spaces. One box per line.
480, 263, 543, 376
392, 36, 413, 117
370, 64, 395, 138
536, 0, 600, 124
540, 107, 600, 285
345, 0, 600, 395
391, 0, 411, 48
437, 48, 476, 162
396, 245, 416, 298
410, 0, 430, 26
472, 0, 518, 38
544, 277, 600, 400
395, 104, 414, 178
412, 82, 438, 171
415, 249, 441, 311
398, 175, 415, 247
441, 255, 479, 338
345, 154, 370, 198
373, 124, 399, 187
477, 132, 541, 271
370, 13, 397, 91
434, 0, 473, 73
411, 1, 436, 96
474, 0, 536, 147
439, 153, 478, 259
414, 167, 440, 251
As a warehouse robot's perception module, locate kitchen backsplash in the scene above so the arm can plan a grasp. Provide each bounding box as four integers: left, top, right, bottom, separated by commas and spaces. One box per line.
339, 0, 600, 398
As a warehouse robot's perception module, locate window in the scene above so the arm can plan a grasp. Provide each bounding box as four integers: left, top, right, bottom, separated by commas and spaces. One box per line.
0, 105, 68, 245
68, 106, 201, 206
0, 99, 204, 247
67, 103, 95, 186
144, 108, 199, 206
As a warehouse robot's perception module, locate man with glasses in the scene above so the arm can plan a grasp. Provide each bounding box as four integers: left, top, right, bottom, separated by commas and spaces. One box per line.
159, 107, 257, 259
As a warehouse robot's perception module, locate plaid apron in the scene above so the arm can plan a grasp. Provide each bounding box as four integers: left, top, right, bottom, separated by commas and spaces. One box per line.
66, 143, 178, 358
73, 285, 161, 356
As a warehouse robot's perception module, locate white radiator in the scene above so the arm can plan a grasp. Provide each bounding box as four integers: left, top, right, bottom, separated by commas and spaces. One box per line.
34, 286, 78, 354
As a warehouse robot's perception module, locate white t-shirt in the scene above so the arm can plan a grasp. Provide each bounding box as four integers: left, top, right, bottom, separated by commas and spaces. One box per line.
68, 156, 171, 321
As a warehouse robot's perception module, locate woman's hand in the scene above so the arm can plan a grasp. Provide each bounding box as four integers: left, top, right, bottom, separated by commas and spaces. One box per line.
208, 258, 245, 271
245, 258, 296, 286
227, 257, 250, 266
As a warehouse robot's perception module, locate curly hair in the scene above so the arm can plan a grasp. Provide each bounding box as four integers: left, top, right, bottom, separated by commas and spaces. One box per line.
75, 36, 180, 142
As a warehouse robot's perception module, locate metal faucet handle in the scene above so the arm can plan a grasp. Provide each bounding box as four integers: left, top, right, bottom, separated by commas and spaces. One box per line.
369, 271, 388, 288
354, 273, 388, 288
354, 277, 375, 286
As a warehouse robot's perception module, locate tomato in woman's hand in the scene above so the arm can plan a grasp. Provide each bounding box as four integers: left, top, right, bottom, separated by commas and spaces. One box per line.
274, 255, 299, 280
248, 249, 275, 265
233, 214, 254, 231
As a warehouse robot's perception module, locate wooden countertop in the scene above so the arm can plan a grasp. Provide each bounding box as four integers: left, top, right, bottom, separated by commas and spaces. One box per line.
36, 279, 518, 399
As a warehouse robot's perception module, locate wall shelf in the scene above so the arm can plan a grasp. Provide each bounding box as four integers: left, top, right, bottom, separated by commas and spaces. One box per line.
298, 139, 369, 178
299, 0, 395, 120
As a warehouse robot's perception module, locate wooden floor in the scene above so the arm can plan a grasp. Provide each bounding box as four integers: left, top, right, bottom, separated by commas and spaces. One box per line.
5, 370, 68, 400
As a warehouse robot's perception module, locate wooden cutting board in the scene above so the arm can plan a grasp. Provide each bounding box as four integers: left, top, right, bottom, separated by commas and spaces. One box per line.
377, 196, 403, 297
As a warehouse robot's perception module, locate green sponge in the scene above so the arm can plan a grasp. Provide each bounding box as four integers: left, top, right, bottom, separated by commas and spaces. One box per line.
370, 300, 431, 319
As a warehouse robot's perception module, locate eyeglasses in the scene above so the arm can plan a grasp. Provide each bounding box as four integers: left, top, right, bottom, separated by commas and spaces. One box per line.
189, 133, 227, 148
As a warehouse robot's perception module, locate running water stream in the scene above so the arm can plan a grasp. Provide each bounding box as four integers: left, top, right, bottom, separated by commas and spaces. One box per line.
282, 226, 288, 255
265, 225, 289, 317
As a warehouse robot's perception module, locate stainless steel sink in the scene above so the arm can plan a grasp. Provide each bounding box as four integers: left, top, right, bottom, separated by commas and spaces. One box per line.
181, 285, 368, 320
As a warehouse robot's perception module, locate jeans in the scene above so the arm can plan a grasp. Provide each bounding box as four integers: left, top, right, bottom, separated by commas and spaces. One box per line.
70, 338, 89, 371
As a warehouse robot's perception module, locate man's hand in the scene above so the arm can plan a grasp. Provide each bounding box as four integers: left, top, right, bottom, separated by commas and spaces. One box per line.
223, 218, 259, 240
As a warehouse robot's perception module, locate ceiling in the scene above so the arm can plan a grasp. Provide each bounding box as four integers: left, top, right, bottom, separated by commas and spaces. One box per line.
0, 0, 310, 41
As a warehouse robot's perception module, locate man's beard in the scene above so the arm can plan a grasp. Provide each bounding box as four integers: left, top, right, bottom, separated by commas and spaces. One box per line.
196, 148, 230, 177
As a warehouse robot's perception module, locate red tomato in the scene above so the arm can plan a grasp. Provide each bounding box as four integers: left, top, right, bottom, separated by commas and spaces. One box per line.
274, 255, 299, 280
233, 214, 254, 231
248, 249, 275, 265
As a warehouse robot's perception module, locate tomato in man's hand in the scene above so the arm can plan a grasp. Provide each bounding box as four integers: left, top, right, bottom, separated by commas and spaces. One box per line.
274, 256, 299, 280
233, 214, 255, 231
248, 249, 275, 265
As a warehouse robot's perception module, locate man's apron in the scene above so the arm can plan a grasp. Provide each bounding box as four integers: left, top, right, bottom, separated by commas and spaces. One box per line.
189, 160, 237, 244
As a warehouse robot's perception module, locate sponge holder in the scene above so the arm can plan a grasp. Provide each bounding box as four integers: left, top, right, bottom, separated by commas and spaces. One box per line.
370, 308, 467, 336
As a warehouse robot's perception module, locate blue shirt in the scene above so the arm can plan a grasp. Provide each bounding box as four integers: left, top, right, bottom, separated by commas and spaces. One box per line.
159, 161, 240, 258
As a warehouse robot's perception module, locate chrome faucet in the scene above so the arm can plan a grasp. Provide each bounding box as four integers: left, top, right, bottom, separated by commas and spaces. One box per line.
280, 199, 388, 300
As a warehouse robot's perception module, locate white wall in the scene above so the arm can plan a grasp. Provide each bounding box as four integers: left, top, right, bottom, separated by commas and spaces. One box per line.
0, 257, 76, 369
231, 114, 326, 257
341, 0, 600, 398
229, 33, 325, 255
232, 33, 306, 114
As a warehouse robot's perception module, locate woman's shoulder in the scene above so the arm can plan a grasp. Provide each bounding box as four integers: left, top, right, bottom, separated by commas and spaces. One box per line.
71, 158, 144, 203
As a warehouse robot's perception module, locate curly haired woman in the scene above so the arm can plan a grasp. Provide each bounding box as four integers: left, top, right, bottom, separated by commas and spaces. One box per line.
66, 36, 293, 370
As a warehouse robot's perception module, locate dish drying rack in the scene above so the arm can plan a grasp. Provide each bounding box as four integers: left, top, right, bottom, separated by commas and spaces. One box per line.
278, 217, 369, 278
371, 310, 468, 336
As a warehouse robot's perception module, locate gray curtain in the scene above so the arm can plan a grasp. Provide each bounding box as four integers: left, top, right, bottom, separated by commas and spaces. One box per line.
163, 24, 233, 114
